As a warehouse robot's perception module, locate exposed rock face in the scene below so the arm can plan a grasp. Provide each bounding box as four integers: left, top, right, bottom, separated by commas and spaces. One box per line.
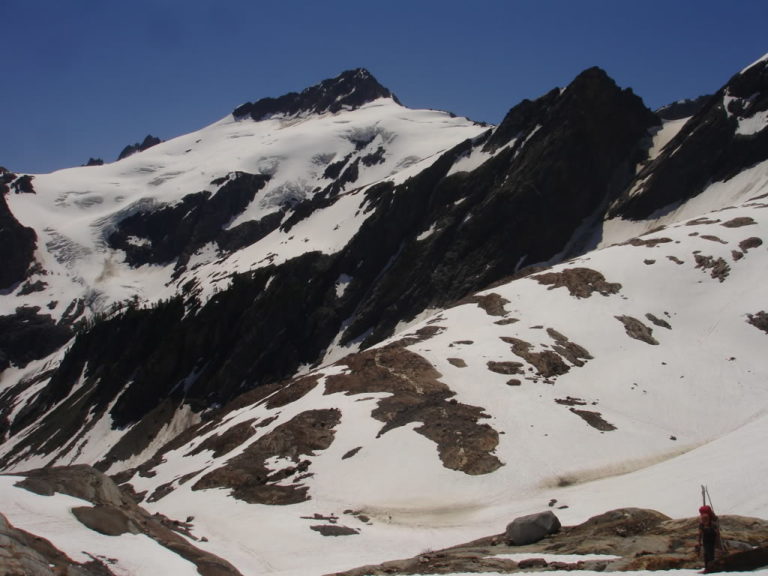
337, 67, 656, 347
0, 251, 346, 465
655, 94, 712, 121
325, 343, 503, 475
0, 191, 37, 290
192, 408, 341, 504
11, 174, 36, 193
117, 134, 162, 160
611, 58, 768, 219
107, 171, 270, 269
0, 306, 72, 371
233, 68, 399, 120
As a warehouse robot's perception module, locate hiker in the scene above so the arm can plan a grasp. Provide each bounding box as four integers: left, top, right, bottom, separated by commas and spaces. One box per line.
697, 504, 722, 569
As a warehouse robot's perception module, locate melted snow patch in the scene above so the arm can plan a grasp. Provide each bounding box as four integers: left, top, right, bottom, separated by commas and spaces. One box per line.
417, 222, 439, 241
447, 145, 497, 176
495, 553, 622, 563
644, 118, 689, 165
335, 273, 352, 297
737, 109, 768, 136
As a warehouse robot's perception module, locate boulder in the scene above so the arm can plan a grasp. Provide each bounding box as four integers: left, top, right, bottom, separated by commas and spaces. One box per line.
505, 510, 561, 545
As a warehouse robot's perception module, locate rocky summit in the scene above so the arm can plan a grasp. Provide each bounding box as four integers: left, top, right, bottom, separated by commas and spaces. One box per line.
1, 55, 768, 576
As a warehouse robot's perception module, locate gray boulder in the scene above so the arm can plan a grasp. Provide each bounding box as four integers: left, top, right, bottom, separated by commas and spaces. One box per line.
505, 510, 561, 545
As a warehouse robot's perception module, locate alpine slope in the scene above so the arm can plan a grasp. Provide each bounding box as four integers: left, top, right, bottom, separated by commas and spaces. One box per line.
0, 55, 767, 575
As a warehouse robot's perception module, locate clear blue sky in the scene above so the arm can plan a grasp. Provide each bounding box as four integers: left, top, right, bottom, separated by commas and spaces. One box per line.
2, 0, 767, 174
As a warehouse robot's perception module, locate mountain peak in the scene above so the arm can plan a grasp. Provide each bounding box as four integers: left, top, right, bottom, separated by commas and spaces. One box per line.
233, 68, 400, 121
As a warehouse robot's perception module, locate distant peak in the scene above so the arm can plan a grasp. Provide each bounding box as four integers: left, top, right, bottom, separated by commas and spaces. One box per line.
117, 134, 162, 161
233, 69, 400, 121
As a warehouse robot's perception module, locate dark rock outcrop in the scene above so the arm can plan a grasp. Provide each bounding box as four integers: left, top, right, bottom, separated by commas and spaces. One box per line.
0, 192, 37, 289
107, 172, 270, 268
117, 134, 162, 160
0, 249, 347, 466
11, 174, 36, 194
233, 68, 399, 121
338, 67, 657, 347
0, 306, 72, 371
611, 57, 768, 219
655, 94, 712, 121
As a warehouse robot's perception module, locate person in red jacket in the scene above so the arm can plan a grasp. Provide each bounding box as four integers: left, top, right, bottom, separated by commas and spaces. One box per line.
697, 505, 722, 570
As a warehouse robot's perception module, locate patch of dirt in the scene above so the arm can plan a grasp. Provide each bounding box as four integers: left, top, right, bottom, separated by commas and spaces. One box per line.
187, 419, 261, 458
495, 318, 520, 325
325, 344, 502, 475
219, 375, 319, 414
626, 237, 674, 247
448, 357, 467, 368
747, 311, 768, 334
555, 396, 588, 407
533, 268, 622, 298
487, 361, 524, 375
501, 337, 572, 378
615, 316, 659, 345
326, 509, 768, 576
667, 255, 685, 264
687, 217, 721, 225
310, 524, 360, 536
700, 235, 728, 244
645, 313, 671, 330
460, 293, 510, 316
146, 471, 200, 503
192, 409, 341, 504
265, 375, 321, 409
739, 237, 763, 252
569, 408, 617, 431
399, 325, 446, 346
546, 329, 592, 367
722, 216, 756, 228
694, 254, 730, 282
342, 447, 362, 459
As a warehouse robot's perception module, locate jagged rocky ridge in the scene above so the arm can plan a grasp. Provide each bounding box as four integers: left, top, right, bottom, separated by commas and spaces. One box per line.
232, 68, 399, 121
610, 56, 768, 219
117, 134, 162, 161
0, 169, 37, 290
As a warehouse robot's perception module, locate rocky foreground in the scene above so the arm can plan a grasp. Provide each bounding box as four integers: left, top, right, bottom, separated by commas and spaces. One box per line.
328, 508, 768, 575
2, 465, 767, 576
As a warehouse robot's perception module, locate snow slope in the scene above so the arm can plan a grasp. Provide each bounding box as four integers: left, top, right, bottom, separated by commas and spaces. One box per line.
3, 97, 486, 320
3, 160, 765, 575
